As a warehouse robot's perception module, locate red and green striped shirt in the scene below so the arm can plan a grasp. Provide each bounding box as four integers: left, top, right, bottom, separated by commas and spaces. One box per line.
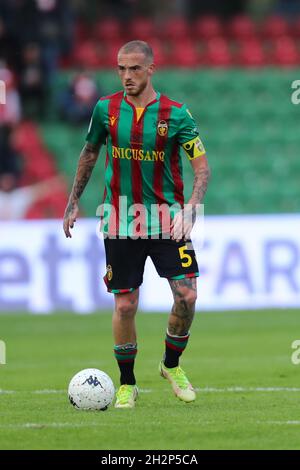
86, 91, 205, 236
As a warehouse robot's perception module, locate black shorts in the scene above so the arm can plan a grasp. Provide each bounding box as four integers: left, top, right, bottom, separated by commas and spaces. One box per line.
103, 236, 199, 293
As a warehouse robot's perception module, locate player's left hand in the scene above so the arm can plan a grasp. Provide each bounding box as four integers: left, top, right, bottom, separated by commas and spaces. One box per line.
170, 207, 195, 242
63, 202, 79, 238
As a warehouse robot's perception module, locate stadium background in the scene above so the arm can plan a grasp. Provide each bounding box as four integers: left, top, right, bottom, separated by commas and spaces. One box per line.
0, 0, 300, 451
1, 0, 299, 312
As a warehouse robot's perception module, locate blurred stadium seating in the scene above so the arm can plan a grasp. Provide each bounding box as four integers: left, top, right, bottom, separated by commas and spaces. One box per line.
67, 14, 300, 68
47, 13, 300, 219
13, 121, 68, 218
1, 2, 300, 314
1, 8, 300, 220
41, 68, 299, 217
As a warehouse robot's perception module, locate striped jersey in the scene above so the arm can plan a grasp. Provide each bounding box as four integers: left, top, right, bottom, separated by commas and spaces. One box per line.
86, 91, 206, 236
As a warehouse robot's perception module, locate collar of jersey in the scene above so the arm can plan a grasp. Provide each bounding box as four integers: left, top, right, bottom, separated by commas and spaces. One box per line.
123, 91, 160, 109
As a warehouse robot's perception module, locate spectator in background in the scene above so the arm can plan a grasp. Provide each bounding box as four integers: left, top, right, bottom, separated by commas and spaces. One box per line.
0, 1, 11, 24
19, 42, 47, 119
7, 0, 39, 46
8, 0, 74, 83
187, 0, 246, 18
35, 0, 74, 80
0, 173, 64, 220
0, 17, 21, 76
0, 124, 21, 177
99, 0, 137, 20
0, 64, 21, 178
275, 0, 300, 16
59, 72, 100, 124
0, 64, 21, 126
0, 60, 23, 208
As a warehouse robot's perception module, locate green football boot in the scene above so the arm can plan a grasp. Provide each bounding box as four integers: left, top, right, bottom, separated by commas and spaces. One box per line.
159, 361, 196, 403
114, 384, 138, 409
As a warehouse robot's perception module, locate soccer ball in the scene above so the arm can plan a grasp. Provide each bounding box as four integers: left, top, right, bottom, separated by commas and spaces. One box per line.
68, 368, 115, 411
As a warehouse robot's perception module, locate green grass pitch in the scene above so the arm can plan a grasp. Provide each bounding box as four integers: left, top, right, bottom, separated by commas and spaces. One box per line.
0, 310, 300, 450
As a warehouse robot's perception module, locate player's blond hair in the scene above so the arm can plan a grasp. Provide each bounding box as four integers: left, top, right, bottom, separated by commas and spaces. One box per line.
118, 40, 154, 63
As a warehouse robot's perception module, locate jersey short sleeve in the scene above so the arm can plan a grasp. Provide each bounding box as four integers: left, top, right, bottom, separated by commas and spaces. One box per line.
86, 100, 107, 146
177, 104, 206, 160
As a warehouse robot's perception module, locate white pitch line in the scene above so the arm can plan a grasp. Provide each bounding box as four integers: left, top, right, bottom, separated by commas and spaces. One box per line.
195, 387, 300, 393
2, 420, 300, 430
258, 421, 300, 426
3, 420, 300, 430
0, 422, 108, 429
0, 389, 152, 395
1, 387, 300, 395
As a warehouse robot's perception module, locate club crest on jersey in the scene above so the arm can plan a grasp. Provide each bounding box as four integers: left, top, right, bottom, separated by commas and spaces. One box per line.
106, 265, 113, 281
109, 116, 117, 127
157, 120, 168, 137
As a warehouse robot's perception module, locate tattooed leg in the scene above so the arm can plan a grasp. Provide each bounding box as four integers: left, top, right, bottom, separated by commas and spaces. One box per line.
168, 278, 197, 336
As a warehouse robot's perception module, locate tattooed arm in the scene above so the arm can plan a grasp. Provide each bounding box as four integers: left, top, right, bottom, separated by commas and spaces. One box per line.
188, 154, 211, 207
63, 142, 100, 238
171, 154, 211, 241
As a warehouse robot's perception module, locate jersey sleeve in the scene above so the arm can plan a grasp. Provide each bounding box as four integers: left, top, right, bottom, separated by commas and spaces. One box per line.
86, 100, 107, 146
177, 104, 206, 160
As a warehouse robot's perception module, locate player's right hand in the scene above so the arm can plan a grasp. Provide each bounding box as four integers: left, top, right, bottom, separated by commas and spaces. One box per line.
63, 202, 79, 238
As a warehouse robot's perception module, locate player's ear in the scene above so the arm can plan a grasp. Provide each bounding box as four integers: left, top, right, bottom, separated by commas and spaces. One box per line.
148, 63, 155, 76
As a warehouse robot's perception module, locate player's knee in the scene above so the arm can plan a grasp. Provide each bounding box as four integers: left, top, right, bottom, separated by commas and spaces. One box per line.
187, 290, 197, 308
115, 299, 137, 319
176, 290, 197, 310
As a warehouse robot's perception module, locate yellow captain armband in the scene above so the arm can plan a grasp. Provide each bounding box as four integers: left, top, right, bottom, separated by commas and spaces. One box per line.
182, 136, 206, 160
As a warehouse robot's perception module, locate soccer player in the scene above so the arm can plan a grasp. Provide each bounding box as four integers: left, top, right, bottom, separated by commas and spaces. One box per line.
63, 41, 210, 409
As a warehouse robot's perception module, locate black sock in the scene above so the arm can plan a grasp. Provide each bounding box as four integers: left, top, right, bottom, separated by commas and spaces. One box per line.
114, 343, 137, 385
164, 331, 190, 368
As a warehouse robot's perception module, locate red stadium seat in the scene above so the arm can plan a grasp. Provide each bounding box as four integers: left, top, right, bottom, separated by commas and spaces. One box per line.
72, 41, 101, 69
168, 40, 199, 67
194, 15, 223, 40
59, 55, 73, 69
26, 191, 68, 219
235, 39, 265, 67
162, 17, 189, 40
202, 38, 233, 67
100, 38, 167, 68
94, 18, 122, 42
262, 16, 289, 39
102, 40, 124, 67
75, 21, 91, 42
127, 17, 155, 42
291, 16, 300, 38
12, 121, 69, 218
150, 40, 168, 67
270, 36, 300, 67
227, 15, 257, 40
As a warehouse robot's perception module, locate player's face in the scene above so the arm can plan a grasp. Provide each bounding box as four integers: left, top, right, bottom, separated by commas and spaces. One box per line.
117, 52, 154, 96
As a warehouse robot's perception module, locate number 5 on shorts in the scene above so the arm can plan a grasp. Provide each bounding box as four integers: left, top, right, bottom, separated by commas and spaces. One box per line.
179, 246, 192, 268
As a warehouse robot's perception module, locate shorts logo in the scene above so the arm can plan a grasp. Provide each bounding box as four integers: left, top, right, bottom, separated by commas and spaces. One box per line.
109, 116, 117, 127
106, 265, 113, 281
157, 120, 168, 137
